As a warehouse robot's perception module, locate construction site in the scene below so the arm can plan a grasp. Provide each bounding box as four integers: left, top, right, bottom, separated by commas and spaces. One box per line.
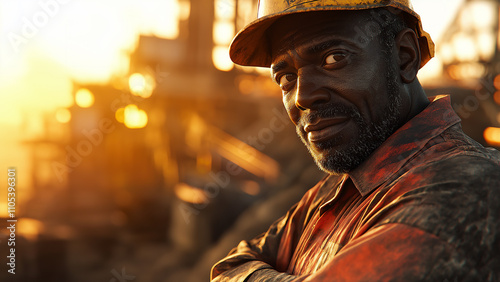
0, 0, 499, 281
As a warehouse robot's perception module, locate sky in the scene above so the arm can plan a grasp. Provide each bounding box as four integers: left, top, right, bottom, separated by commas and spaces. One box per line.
0, 0, 465, 118
413, 0, 465, 79
414, 0, 464, 41
0, 0, 186, 211
0, 0, 466, 206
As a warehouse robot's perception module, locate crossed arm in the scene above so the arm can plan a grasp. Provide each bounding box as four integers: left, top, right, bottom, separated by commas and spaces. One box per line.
211, 214, 453, 281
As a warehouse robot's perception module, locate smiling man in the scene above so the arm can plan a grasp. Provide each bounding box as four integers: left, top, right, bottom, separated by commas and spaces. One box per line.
211, 1, 500, 281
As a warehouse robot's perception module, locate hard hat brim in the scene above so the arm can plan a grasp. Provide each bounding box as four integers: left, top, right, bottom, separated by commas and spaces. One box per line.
229, 5, 434, 69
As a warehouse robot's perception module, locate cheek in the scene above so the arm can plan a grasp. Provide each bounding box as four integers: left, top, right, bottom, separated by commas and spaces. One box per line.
283, 94, 300, 125
347, 71, 390, 122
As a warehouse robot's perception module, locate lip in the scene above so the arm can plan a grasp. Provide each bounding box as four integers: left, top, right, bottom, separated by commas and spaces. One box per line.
305, 117, 350, 142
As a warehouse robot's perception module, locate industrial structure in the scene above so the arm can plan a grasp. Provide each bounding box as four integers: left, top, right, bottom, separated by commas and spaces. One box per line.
4, 0, 500, 281
430, 0, 500, 146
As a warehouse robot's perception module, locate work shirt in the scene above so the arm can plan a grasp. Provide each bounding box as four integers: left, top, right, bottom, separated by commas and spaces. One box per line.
211, 95, 500, 281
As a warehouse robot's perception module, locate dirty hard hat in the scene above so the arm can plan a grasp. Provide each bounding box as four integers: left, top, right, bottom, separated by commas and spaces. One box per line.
229, 0, 434, 69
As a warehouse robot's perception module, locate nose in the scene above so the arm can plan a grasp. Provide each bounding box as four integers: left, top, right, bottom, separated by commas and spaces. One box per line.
295, 67, 330, 111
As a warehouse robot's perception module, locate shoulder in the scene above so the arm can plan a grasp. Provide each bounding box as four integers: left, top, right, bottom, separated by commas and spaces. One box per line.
389, 151, 500, 227
416, 152, 500, 187
396, 125, 500, 202
378, 151, 500, 278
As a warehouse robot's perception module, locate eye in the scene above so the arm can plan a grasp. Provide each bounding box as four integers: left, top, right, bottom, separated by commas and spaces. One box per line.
278, 73, 297, 90
324, 53, 347, 65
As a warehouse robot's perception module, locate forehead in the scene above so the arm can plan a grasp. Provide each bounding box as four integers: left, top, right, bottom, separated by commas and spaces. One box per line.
269, 10, 375, 60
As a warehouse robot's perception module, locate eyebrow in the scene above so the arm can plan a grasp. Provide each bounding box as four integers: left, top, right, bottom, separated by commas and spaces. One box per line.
271, 36, 360, 74
271, 60, 289, 75
270, 39, 342, 75
306, 39, 344, 55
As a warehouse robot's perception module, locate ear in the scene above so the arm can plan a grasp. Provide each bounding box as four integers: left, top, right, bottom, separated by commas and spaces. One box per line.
395, 28, 421, 84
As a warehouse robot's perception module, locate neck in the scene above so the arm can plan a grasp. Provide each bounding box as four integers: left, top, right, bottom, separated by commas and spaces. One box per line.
403, 78, 430, 124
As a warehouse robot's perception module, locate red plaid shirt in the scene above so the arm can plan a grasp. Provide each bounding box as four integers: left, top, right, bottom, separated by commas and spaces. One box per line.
211, 96, 500, 281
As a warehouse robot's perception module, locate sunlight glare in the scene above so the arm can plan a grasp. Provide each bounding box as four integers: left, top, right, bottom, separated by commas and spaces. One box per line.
452, 33, 478, 62
129, 73, 155, 98
213, 46, 233, 72
213, 22, 235, 45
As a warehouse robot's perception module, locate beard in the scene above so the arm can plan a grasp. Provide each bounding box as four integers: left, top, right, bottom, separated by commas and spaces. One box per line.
297, 63, 403, 175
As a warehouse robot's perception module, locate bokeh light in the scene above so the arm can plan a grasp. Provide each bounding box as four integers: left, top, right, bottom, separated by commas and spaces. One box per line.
212, 46, 233, 71
74, 88, 95, 108
115, 107, 125, 123
129, 72, 155, 98
213, 0, 235, 72
55, 108, 71, 123
129, 73, 147, 94
484, 127, 500, 147
174, 183, 208, 204
124, 104, 148, 129
213, 22, 235, 45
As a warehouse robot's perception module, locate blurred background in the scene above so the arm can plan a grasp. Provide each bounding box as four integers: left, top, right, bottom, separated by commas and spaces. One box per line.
0, 0, 499, 281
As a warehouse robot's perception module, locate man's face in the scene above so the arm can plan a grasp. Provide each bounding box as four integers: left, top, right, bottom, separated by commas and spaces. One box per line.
269, 11, 407, 174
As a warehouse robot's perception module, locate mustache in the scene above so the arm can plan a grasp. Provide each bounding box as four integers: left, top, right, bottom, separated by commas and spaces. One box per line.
299, 103, 362, 125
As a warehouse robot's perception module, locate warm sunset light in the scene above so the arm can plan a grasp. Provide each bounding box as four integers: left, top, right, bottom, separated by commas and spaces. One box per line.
55, 108, 71, 123
129, 73, 147, 94
494, 74, 500, 89
115, 107, 125, 123
174, 183, 208, 205
129, 72, 155, 98
75, 88, 95, 108
494, 75, 500, 105
240, 180, 261, 196
213, 22, 235, 45
213, 0, 235, 72
452, 33, 478, 62
1, 0, 497, 280
124, 104, 148, 129
413, 0, 465, 82
18, 218, 45, 241
0, 202, 7, 218
484, 127, 500, 147
196, 150, 213, 174
213, 46, 234, 71
494, 92, 500, 105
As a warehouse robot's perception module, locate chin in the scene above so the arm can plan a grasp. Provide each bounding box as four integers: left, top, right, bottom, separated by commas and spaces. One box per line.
307, 142, 360, 175
314, 152, 357, 175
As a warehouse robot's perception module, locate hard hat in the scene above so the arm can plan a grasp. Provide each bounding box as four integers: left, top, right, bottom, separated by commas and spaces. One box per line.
229, 0, 434, 69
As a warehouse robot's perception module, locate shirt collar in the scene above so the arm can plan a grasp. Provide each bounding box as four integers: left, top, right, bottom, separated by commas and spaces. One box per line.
347, 95, 461, 196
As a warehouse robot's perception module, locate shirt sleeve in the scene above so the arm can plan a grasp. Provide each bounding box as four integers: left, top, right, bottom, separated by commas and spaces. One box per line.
212, 222, 455, 281
211, 186, 321, 281
303, 223, 455, 281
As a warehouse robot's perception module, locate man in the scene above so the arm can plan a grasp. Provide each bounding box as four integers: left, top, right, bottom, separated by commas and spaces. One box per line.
211, 1, 500, 281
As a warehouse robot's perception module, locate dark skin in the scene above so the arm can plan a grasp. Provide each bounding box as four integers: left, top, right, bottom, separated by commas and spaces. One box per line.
231, 10, 434, 281
269, 11, 430, 174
